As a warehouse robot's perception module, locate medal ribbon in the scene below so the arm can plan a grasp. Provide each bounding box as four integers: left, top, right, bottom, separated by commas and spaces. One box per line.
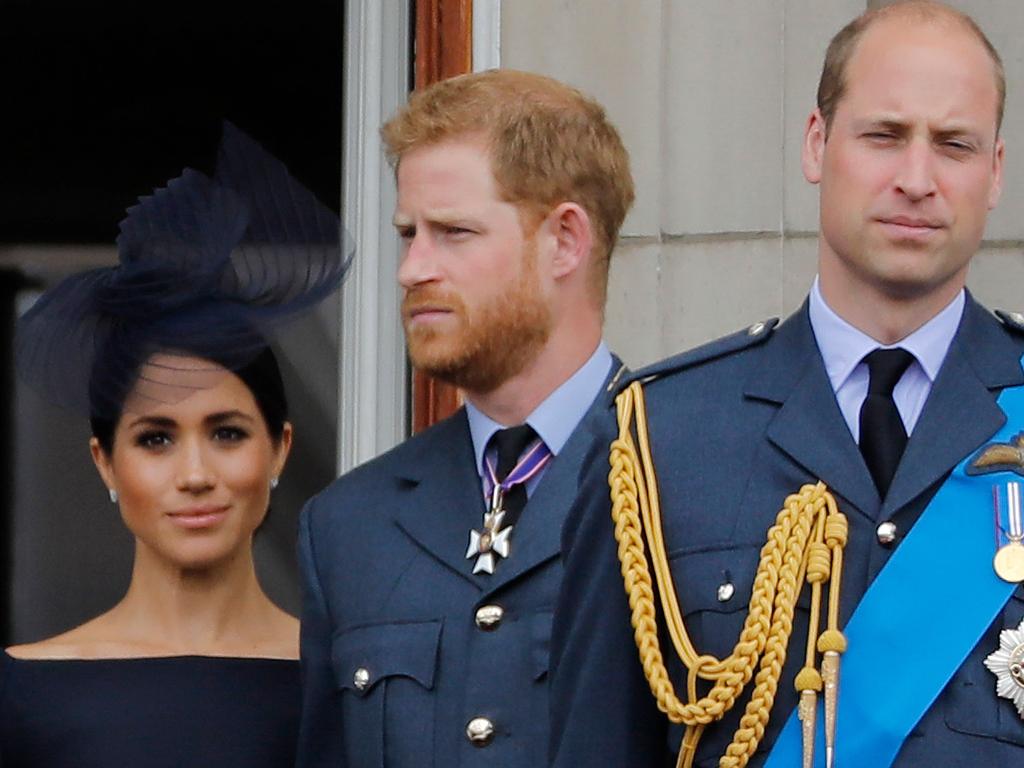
766, 355, 1024, 768
1002, 482, 1024, 543
483, 437, 553, 502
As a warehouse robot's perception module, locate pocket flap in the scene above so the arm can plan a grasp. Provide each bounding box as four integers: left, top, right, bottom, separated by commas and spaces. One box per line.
331, 619, 442, 697
668, 544, 761, 615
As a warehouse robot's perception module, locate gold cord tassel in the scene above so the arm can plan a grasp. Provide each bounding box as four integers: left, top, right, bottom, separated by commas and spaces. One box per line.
610, 381, 848, 767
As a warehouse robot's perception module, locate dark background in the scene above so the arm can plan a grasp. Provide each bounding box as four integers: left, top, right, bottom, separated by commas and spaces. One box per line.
0, 0, 346, 645
1, 0, 343, 243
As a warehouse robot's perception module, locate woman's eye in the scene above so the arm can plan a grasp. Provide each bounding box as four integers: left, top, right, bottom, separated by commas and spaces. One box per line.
213, 426, 248, 443
135, 431, 172, 449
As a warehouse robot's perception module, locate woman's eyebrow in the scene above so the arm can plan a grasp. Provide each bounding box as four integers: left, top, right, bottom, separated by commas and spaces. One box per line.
205, 410, 256, 425
126, 415, 177, 430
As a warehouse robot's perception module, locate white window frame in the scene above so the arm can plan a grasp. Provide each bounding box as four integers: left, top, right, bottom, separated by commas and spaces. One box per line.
337, 0, 502, 474
338, 0, 412, 473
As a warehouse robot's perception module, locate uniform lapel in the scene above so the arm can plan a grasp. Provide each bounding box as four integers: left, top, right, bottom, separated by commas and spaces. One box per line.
484, 360, 625, 595
392, 410, 488, 589
882, 297, 1024, 519
745, 305, 879, 521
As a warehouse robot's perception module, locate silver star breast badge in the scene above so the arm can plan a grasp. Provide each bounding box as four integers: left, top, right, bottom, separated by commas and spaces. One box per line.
466, 510, 513, 574
984, 616, 1024, 718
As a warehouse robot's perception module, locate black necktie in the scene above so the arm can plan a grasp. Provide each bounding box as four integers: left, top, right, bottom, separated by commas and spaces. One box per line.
490, 424, 538, 528
859, 348, 915, 497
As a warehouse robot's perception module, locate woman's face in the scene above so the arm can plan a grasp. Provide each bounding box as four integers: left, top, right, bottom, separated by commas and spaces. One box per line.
91, 355, 292, 570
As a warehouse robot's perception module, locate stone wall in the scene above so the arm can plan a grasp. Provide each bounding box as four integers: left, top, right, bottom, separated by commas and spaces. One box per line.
501, 0, 1024, 367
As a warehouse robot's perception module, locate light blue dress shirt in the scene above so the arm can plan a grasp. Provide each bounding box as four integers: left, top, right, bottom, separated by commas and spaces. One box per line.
465, 341, 613, 497
808, 277, 964, 443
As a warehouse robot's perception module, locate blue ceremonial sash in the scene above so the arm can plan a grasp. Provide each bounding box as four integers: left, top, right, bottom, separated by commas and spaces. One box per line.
765, 358, 1024, 768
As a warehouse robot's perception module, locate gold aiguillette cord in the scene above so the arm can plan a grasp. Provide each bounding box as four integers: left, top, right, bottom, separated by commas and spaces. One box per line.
608, 381, 848, 768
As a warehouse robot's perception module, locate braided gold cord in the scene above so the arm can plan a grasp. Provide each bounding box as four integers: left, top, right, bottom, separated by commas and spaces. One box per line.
610, 382, 848, 768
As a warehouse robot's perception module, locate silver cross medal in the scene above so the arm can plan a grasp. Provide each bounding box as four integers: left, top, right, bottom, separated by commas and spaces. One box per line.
467, 485, 513, 574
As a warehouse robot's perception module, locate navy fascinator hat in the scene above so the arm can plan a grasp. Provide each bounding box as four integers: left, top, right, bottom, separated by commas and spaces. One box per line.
16, 122, 354, 422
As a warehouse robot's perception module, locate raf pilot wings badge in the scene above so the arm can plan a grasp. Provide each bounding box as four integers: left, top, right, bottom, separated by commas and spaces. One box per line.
966, 432, 1024, 477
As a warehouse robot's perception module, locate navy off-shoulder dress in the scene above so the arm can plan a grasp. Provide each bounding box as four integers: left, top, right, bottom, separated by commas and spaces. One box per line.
0, 650, 300, 767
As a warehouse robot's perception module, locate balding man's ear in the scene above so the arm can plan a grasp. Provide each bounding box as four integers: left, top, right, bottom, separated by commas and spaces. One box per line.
988, 137, 1005, 210
802, 108, 827, 185
547, 202, 593, 280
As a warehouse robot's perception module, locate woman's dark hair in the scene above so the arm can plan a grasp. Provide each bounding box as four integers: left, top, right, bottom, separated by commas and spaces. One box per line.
17, 125, 349, 453
89, 344, 289, 455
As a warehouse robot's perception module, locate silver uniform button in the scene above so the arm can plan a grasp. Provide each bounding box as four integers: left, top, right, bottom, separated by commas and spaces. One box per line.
1011, 312, 1024, 325
717, 582, 735, 602
353, 667, 370, 691
475, 604, 504, 630
465, 716, 495, 746
747, 321, 766, 336
876, 521, 898, 546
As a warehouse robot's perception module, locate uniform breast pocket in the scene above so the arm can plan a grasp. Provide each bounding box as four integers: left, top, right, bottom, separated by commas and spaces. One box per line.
943, 591, 1024, 752
668, 544, 762, 662
331, 619, 442, 768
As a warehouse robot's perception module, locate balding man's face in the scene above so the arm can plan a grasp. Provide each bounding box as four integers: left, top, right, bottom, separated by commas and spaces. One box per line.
804, 17, 1003, 306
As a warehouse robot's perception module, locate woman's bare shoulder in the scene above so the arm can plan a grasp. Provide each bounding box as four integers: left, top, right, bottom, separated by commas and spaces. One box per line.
5, 613, 121, 660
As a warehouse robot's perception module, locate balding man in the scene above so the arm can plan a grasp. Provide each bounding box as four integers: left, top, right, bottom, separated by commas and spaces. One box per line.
550, 3, 1024, 766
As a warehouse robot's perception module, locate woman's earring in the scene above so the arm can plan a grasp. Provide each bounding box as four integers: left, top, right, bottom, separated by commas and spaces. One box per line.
109, 489, 118, 504
270, 477, 279, 490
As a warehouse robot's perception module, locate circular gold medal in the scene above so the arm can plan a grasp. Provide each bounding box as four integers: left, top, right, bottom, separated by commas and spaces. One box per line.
994, 542, 1024, 583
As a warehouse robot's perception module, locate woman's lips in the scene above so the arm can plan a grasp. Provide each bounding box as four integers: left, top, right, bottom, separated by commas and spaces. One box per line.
167, 505, 229, 529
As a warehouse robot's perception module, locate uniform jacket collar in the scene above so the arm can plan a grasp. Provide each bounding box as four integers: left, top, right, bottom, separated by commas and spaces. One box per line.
392, 357, 626, 593
743, 295, 1024, 522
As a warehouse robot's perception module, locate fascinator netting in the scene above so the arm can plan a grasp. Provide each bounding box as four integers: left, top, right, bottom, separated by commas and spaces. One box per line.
16, 122, 354, 422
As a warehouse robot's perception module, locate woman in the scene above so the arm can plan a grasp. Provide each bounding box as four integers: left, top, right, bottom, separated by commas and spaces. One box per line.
0, 124, 350, 768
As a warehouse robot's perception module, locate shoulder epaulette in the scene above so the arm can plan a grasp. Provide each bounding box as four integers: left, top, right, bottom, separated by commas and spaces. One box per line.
995, 309, 1024, 334
619, 318, 779, 391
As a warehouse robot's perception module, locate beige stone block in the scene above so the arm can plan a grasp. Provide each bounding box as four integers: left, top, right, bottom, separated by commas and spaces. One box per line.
958, 2, 1024, 241
658, 236, 784, 355
500, 0, 663, 239
782, 234, 819, 314
782, 0, 865, 233
967, 244, 1024, 312
661, 1, 785, 236
604, 241, 662, 369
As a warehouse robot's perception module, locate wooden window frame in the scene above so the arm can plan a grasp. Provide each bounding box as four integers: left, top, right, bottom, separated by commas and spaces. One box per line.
410, 0, 474, 432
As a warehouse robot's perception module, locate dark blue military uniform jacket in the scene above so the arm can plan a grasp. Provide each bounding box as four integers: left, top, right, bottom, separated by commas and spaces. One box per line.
296, 362, 621, 768
550, 297, 1024, 768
